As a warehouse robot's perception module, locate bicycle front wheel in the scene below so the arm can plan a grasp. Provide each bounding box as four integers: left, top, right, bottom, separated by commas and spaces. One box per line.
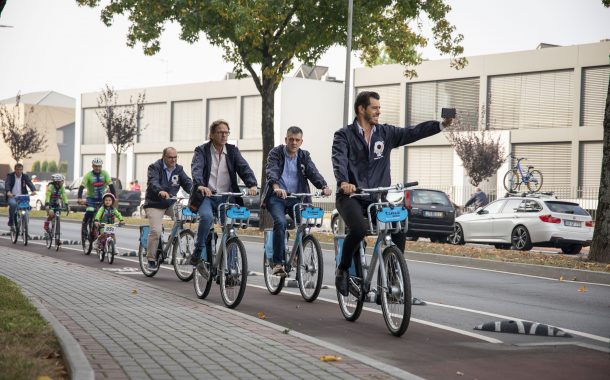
10, 215, 18, 244
526, 170, 543, 192
55, 218, 61, 252
45, 221, 53, 249
219, 237, 247, 308
98, 242, 105, 262
337, 256, 364, 322
503, 170, 520, 192
193, 261, 213, 299
379, 246, 412, 337
82, 222, 93, 255
173, 230, 195, 282
263, 255, 285, 295
298, 235, 323, 302
22, 215, 28, 246
108, 240, 115, 264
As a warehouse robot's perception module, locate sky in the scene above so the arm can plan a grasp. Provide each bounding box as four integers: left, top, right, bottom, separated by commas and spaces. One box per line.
0, 0, 609, 102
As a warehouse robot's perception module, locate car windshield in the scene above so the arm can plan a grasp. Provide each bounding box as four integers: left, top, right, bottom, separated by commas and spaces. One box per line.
412, 190, 450, 206
544, 201, 589, 216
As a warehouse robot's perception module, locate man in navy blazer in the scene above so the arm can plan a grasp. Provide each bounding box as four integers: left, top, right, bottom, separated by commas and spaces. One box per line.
5, 163, 36, 231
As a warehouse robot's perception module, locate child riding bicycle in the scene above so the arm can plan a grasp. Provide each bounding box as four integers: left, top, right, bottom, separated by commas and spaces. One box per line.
44, 173, 69, 232
94, 193, 125, 250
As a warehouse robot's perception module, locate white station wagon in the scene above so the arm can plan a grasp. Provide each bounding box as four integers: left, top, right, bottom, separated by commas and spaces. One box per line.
450, 194, 593, 254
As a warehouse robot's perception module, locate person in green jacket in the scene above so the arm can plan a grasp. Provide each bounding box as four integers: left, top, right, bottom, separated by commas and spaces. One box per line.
44, 173, 69, 232
94, 193, 125, 250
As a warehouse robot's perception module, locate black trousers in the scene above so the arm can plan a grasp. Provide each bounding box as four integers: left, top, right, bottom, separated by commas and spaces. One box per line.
335, 194, 405, 271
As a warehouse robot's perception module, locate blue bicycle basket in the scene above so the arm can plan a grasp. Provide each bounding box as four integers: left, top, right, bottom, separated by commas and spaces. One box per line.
16, 195, 30, 209
226, 206, 250, 220
376, 207, 408, 223
300, 207, 324, 219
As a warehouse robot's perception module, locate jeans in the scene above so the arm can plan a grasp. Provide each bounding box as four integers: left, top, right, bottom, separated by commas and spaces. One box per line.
335, 194, 405, 271
7, 198, 17, 226
267, 195, 299, 265
194, 196, 225, 261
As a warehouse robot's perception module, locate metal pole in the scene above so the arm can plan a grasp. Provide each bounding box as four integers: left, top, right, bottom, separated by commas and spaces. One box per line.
342, 0, 353, 128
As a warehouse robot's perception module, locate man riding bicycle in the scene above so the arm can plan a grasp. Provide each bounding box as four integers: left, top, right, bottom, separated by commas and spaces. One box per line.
331, 91, 453, 296
263, 126, 331, 276
5, 163, 37, 232
44, 173, 69, 232
77, 158, 116, 239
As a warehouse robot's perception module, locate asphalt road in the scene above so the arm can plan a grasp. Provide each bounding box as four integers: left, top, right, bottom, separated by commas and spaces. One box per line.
1, 215, 609, 380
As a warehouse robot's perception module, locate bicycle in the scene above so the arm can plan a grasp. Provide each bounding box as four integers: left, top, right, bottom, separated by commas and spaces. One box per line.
193, 191, 250, 309
138, 198, 197, 281
10, 195, 31, 246
334, 182, 416, 337
81, 200, 102, 255
503, 156, 543, 193
45, 204, 68, 251
263, 192, 325, 302
96, 223, 122, 264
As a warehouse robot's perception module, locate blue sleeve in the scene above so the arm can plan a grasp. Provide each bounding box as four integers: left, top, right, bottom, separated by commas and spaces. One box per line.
235, 149, 257, 188
191, 146, 205, 188
387, 120, 442, 148
265, 147, 282, 186
331, 129, 350, 186
147, 163, 162, 195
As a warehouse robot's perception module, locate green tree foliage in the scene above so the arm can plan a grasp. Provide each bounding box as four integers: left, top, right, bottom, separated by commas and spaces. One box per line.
41, 160, 49, 173
48, 160, 58, 173
0, 93, 48, 163
59, 161, 68, 175
77, 0, 466, 186
31, 161, 41, 173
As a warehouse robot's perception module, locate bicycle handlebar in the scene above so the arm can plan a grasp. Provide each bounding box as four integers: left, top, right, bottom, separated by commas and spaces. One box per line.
286, 191, 327, 198
350, 182, 419, 197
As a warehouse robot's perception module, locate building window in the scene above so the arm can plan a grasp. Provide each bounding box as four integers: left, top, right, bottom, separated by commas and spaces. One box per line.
138, 103, 168, 144
241, 96, 262, 139
407, 78, 480, 128
82, 108, 106, 144
581, 66, 610, 127
207, 98, 237, 136
488, 70, 573, 129
172, 100, 204, 142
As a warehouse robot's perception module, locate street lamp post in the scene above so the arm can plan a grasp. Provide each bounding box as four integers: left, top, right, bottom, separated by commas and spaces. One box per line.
342, 0, 353, 128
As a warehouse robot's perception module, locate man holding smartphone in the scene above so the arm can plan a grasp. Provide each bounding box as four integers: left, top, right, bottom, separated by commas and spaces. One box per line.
331, 91, 454, 296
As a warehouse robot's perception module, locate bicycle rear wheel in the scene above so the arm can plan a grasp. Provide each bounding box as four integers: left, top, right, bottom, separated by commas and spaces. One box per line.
107, 240, 115, 264
379, 246, 412, 337
138, 239, 161, 277
503, 170, 520, 192
337, 255, 364, 322
297, 235, 323, 302
173, 230, 195, 282
526, 170, 543, 192
219, 237, 247, 308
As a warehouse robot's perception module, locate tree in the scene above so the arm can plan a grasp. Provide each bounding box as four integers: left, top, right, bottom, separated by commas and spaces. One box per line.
444, 111, 506, 187
95, 84, 145, 180
31, 160, 41, 173
77, 0, 465, 190
41, 160, 49, 173
59, 161, 68, 175
588, 66, 610, 263
48, 160, 58, 173
0, 93, 48, 163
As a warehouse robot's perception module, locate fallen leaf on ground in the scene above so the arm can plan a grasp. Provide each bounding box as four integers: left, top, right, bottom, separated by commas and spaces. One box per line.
131, 289, 137, 294
559, 276, 564, 281
320, 355, 342, 362
257, 312, 266, 320
578, 286, 587, 293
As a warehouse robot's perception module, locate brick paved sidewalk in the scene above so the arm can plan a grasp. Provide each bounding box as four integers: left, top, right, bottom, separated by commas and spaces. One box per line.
0, 247, 416, 380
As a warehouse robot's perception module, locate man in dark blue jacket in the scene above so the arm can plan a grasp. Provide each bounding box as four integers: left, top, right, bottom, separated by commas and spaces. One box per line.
143, 147, 193, 269
5, 163, 37, 231
332, 91, 453, 296
189, 119, 258, 266
263, 126, 332, 275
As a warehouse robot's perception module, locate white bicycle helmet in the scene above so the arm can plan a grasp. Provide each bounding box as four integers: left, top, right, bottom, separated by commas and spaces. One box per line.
92, 158, 103, 165
51, 173, 64, 182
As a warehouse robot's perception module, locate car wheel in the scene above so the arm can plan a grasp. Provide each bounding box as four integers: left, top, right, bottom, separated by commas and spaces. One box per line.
449, 224, 465, 245
511, 226, 533, 251
560, 244, 582, 255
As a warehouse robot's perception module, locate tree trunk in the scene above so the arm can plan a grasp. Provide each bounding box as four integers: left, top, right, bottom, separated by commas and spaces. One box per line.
259, 75, 277, 229
115, 152, 121, 185
589, 77, 610, 263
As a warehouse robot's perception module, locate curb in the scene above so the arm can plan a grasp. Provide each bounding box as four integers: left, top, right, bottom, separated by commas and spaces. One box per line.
22, 289, 95, 380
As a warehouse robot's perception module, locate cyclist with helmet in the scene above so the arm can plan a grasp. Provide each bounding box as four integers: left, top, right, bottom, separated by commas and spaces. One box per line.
78, 158, 116, 239
93, 193, 125, 250
43, 173, 69, 232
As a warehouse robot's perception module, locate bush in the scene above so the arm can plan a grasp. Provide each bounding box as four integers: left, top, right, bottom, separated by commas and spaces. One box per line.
41, 160, 48, 173
31, 161, 40, 172
59, 162, 68, 174
48, 160, 58, 173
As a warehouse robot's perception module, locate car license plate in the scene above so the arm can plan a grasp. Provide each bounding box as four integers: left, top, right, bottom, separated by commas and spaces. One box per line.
564, 220, 581, 227
424, 211, 444, 218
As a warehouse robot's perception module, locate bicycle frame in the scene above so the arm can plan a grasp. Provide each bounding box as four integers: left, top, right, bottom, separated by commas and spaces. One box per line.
208, 198, 249, 270
513, 158, 533, 185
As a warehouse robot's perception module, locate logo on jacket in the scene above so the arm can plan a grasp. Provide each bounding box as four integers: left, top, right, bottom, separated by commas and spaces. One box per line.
171, 174, 179, 186
373, 140, 385, 159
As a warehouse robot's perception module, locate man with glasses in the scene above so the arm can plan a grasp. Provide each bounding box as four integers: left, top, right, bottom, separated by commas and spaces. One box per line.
143, 147, 193, 269
189, 119, 258, 266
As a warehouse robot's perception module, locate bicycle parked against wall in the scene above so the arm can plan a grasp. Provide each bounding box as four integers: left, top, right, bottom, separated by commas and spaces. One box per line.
335, 182, 416, 337
97, 223, 122, 264
503, 156, 543, 193
193, 191, 250, 309
263, 192, 325, 302
45, 204, 68, 251
138, 198, 197, 281
10, 195, 31, 246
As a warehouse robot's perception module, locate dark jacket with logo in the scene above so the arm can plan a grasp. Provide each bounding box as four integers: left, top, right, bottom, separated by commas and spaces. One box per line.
5, 172, 36, 201
332, 119, 441, 192
144, 159, 193, 209
262, 145, 327, 206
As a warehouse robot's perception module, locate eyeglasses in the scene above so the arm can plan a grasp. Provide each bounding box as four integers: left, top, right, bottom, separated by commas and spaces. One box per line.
216, 131, 230, 136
